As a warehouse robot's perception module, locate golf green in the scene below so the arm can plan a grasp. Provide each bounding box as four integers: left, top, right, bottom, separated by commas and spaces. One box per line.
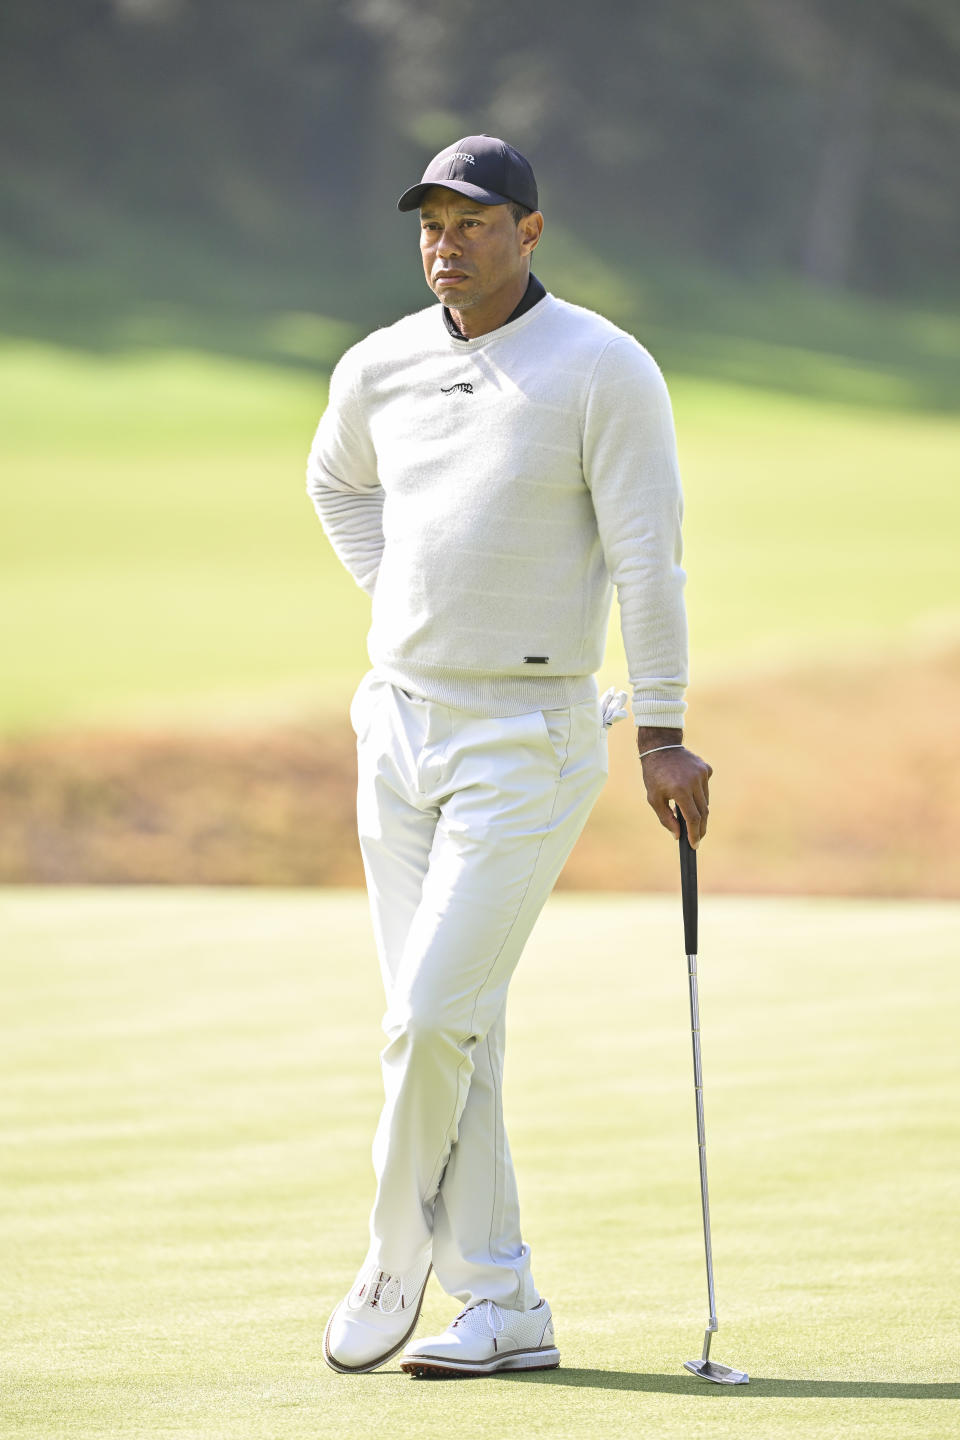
2, 342, 958, 734
2, 888, 957, 1437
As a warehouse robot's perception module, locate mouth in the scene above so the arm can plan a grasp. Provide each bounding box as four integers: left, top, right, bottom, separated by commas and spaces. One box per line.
434, 271, 468, 288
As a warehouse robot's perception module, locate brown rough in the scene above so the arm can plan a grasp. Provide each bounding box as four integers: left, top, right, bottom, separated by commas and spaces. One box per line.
562, 645, 960, 897
0, 649, 957, 895
0, 724, 362, 887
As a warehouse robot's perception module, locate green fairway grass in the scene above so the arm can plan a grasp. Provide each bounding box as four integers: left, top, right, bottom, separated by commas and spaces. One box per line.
2, 888, 957, 1438
1, 341, 958, 734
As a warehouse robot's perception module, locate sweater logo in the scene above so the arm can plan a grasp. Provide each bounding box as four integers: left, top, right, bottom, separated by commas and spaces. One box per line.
440, 382, 474, 395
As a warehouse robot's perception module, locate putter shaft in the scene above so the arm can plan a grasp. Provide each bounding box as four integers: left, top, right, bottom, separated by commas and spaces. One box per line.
688, 948, 718, 1352
677, 812, 748, 1385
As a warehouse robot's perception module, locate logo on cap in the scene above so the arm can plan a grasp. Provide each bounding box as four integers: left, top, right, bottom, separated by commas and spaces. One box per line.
451, 153, 475, 164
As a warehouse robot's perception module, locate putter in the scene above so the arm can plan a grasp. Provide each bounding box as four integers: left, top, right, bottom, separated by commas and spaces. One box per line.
677, 810, 749, 1386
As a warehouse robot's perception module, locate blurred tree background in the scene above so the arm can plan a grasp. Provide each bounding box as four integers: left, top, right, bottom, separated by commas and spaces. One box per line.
2, 0, 958, 350
1, 0, 958, 893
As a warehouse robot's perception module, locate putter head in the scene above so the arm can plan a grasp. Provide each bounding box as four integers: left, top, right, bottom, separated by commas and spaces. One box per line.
684, 1357, 749, 1385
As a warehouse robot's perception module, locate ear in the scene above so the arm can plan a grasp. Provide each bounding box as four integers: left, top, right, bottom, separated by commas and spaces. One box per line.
519, 210, 544, 255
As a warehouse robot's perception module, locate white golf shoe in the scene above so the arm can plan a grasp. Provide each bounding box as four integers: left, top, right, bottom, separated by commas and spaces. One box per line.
323, 1258, 432, 1374
400, 1297, 559, 1377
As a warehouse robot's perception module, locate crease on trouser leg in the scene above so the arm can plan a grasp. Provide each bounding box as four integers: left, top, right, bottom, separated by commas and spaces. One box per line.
431, 1003, 533, 1309
370, 998, 478, 1269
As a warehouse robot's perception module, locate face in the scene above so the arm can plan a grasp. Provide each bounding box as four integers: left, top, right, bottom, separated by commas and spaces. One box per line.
419, 186, 542, 315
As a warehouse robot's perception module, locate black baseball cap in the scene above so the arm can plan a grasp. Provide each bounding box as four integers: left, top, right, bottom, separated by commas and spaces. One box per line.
397, 135, 539, 213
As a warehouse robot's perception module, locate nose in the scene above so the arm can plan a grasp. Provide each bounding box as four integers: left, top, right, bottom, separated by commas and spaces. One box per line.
436, 224, 462, 259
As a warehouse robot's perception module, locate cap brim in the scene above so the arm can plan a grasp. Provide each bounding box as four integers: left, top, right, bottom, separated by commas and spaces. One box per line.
397, 179, 513, 212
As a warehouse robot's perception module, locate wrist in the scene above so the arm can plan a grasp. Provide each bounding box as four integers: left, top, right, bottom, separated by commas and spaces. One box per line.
636, 726, 683, 752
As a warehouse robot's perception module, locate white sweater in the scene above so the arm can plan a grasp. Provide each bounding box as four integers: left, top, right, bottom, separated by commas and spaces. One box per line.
307, 292, 688, 726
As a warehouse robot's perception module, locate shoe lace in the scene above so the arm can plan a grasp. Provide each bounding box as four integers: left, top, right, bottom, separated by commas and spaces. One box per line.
347, 1268, 406, 1316
452, 1299, 505, 1334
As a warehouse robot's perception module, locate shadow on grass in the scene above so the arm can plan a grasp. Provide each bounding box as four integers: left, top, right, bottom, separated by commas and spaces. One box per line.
488, 1370, 960, 1398
3, 249, 960, 414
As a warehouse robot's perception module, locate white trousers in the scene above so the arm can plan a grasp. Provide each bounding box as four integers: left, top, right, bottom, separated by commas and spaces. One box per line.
351, 674, 608, 1309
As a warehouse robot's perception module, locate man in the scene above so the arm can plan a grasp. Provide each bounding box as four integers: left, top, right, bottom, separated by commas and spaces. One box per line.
307, 135, 711, 1378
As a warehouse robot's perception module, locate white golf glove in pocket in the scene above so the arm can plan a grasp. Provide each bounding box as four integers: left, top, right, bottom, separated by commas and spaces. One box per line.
599, 686, 629, 729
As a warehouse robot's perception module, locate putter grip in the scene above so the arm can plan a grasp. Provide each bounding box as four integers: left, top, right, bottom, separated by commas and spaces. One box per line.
677, 809, 698, 956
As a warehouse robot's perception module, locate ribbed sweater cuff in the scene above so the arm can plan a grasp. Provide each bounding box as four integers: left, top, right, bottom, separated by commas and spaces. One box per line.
631, 693, 688, 729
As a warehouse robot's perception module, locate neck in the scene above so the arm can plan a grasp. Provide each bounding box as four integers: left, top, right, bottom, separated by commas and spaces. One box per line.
447, 269, 530, 339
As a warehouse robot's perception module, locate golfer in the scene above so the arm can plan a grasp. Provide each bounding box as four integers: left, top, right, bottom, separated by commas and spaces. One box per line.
307, 135, 711, 1378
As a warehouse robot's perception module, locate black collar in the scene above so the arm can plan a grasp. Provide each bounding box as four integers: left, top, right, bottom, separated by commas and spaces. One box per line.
443, 273, 546, 340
